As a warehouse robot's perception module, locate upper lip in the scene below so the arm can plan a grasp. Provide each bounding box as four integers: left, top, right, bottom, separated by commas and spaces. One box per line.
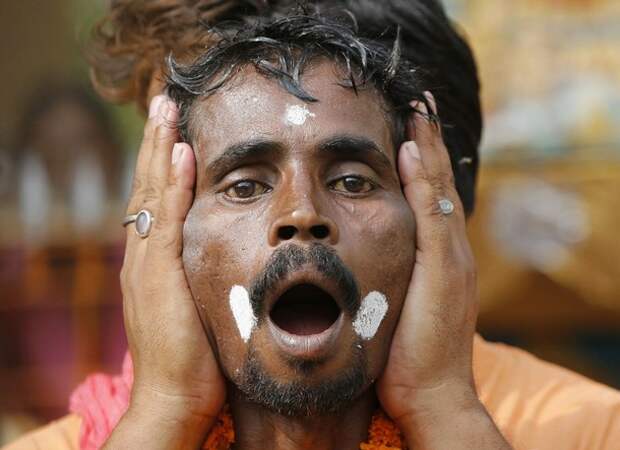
263, 268, 346, 317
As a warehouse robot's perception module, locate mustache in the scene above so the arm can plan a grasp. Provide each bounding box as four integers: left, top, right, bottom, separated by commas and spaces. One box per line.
249, 243, 360, 318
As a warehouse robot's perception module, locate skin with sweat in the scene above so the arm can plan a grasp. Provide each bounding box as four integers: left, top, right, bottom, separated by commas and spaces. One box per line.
104, 64, 511, 450
181, 61, 415, 449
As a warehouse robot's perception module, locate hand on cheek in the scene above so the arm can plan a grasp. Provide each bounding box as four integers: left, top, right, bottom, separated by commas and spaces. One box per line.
107, 96, 226, 449
376, 92, 480, 432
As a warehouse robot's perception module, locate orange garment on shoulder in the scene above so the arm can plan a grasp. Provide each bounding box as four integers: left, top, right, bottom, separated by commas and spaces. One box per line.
4, 336, 620, 450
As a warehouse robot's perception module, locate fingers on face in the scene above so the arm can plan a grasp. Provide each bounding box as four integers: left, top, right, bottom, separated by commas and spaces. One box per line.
399, 91, 467, 253
127, 95, 170, 214
410, 92, 455, 190
143, 99, 180, 211
125, 96, 179, 241
122, 99, 197, 300
147, 142, 197, 258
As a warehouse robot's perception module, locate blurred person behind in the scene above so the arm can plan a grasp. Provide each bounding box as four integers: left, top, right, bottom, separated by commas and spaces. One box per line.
3, 82, 125, 245
3, 2, 615, 445
0, 82, 128, 441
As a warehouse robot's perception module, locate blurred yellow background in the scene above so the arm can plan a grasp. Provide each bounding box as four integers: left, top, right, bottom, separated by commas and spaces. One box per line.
1, 0, 619, 444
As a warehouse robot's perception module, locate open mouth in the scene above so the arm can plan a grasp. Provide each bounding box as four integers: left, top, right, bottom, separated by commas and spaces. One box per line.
270, 283, 341, 336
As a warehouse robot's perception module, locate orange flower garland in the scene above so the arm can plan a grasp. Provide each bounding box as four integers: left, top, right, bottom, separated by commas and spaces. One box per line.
202, 406, 235, 450
202, 406, 406, 450
361, 410, 407, 450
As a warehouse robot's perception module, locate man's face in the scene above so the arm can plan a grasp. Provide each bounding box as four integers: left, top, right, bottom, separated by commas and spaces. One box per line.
182, 60, 415, 415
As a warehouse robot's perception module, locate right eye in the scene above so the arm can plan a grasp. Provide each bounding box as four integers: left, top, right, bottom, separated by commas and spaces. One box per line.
225, 180, 271, 199
330, 175, 375, 195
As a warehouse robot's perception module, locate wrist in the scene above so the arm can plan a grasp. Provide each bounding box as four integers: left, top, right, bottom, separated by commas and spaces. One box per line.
130, 385, 222, 426
104, 402, 217, 450
132, 379, 225, 417
112, 388, 221, 449
395, 385, 510, 450
394, 383, 481, 444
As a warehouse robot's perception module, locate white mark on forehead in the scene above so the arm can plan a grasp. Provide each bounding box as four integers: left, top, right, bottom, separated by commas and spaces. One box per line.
229, 285, 257, 343
353, 291, 388, 340
284, 104, 316, 126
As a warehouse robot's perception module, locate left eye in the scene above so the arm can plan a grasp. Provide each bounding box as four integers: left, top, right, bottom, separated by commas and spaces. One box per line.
330, 176, 374, 194
225, 180, 270, 199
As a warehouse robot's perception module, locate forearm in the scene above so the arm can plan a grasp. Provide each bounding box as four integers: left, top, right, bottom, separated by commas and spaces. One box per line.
398, 386, 513, 450
102, 393, 216, 450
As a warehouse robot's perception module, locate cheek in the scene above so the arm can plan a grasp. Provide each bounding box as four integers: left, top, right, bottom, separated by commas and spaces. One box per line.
343, 196, 415, 373
182, 199, 265, 376
346, 195, 415, 306
183, 198, 264, 296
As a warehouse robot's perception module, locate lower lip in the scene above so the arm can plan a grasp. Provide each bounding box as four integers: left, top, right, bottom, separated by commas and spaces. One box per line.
267, 313, 344, 359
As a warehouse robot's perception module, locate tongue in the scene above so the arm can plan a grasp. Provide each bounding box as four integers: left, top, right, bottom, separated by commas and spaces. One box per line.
270, 284, 341, 336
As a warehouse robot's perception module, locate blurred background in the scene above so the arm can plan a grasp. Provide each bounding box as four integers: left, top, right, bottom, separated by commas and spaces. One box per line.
0, 0, 619, 444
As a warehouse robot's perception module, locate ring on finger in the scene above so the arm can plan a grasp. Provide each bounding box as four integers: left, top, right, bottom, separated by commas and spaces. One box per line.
123, 209, 155, 238
438, 198, 455, 216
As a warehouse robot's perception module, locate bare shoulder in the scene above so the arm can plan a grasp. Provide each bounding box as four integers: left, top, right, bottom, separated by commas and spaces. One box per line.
474, 335, 620, 450
2, 415, 81, 450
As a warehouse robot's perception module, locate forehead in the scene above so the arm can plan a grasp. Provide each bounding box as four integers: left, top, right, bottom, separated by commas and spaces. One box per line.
189, 60, 395, 159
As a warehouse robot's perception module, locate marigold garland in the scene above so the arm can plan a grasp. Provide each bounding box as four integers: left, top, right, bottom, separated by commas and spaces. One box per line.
201, 406, 406, 450
203, 405, 235, 450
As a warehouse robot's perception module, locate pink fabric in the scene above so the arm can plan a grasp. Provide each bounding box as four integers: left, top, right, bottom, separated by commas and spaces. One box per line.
69, 352, 133, 450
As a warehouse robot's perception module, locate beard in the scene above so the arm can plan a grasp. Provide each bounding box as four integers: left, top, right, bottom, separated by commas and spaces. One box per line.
232, 242, 368, 417
236, 341, 369, 417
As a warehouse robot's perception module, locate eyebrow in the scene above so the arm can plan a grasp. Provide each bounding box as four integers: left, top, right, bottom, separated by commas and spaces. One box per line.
207, 138, 285, 181
206, 134, 393, 181
317, 135, 393, 172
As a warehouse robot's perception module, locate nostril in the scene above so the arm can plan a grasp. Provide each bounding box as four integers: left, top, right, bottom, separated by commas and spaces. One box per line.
310, 225, 329, 239
278, 225, 297, 240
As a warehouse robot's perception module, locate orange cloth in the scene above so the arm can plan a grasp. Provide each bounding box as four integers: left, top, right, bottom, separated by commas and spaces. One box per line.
4, 336, 620, 450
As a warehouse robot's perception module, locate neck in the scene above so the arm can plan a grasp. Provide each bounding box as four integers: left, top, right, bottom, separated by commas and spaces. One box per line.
229, 385, 378, 450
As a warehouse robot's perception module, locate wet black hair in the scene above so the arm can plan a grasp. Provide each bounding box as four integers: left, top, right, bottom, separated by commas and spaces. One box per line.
166, 1, 481, 214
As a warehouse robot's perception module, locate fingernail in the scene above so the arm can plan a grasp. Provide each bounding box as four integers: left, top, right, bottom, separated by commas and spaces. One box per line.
405, 141, 421, 160
424, 91, 437, 113
164, 99, 177, 122
418, 100, 428, 115
172, 143, 185, 166
149, 95, 165, 118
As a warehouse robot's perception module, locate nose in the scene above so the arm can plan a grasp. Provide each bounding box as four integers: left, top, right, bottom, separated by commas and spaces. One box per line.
268, 196, 339, 246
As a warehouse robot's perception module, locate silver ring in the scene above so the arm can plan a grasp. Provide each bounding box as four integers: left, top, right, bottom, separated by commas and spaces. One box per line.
122, 209, 155, 238
438, 198, 455, 216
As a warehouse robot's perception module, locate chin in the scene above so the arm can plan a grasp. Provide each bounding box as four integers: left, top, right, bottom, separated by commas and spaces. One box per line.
216, 243, 397, 416
237, 276, 373, 416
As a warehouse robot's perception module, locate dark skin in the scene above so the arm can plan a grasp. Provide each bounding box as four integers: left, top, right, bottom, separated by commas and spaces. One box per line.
183, 62, 414, 449
105, 61, 512, 449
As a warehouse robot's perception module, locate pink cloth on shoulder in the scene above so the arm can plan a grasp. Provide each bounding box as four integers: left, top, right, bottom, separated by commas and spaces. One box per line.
69, 352, 133, 450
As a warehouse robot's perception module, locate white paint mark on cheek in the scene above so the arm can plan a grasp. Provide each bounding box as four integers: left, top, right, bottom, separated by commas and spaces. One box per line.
284, 104, 315, 126
353, 291, 388, 340
229, 285, 257, 343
